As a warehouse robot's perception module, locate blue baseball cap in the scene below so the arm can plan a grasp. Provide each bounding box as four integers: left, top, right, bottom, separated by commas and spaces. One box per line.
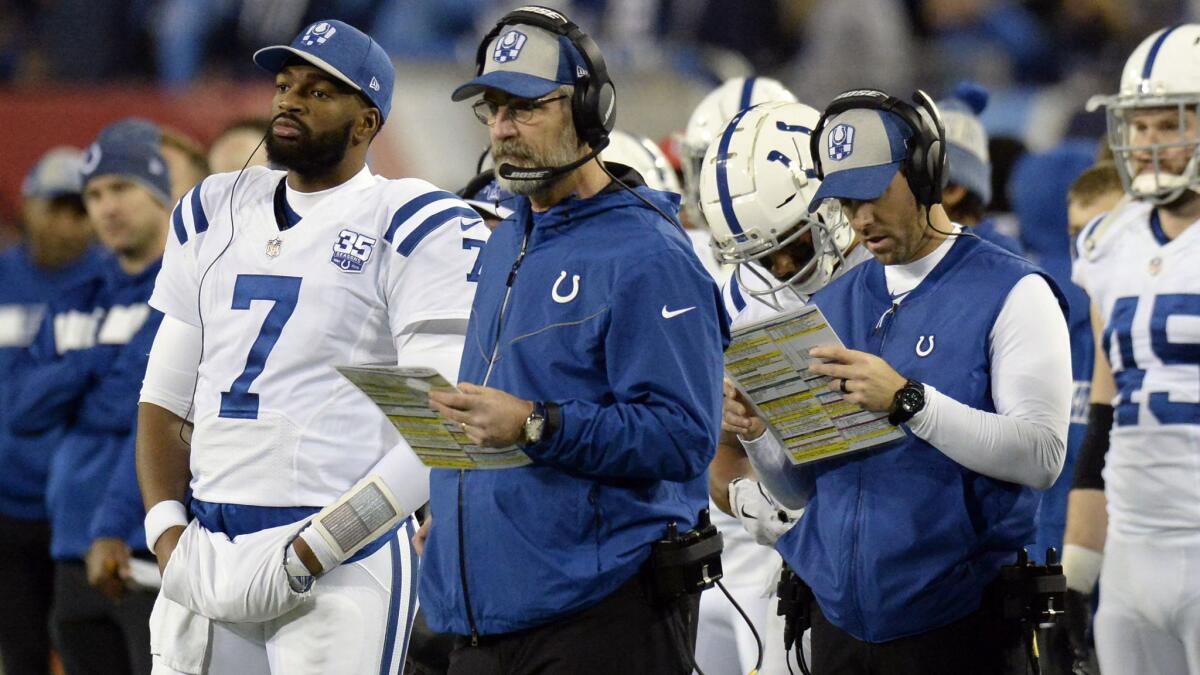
451, 22, 586, 101
254, 20, 395, 123
22, 147, 85, 200
81, 119, 171, 205
809, 108, 915, 211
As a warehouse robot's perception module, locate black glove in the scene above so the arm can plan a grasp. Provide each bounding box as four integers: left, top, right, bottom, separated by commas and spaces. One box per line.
1064, 589, 1100, 675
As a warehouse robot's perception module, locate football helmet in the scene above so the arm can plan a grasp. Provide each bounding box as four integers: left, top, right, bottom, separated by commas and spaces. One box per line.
1088, 24, 1200, 204
699, 101, 853, 298
601, 129, 682, 194
683, 77, 797, 226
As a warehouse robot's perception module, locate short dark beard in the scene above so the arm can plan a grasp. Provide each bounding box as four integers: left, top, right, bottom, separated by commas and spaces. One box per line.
266, 117, 354, 179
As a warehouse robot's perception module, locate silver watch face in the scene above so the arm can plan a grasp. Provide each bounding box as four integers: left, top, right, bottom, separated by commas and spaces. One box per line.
524, 414, 545, 443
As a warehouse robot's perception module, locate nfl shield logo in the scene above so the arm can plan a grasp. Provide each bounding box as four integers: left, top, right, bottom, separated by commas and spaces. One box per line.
493, 31, 527, 63
828, 124, 855, 161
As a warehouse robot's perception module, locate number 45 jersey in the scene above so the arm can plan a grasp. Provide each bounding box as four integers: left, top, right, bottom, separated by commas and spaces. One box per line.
149, 166, 488, 507
1074, 200, 1200, 538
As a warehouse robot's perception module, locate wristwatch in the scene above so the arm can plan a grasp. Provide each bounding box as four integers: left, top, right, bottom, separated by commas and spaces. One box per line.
887, 379, 925, 426
522, 402, 547, 445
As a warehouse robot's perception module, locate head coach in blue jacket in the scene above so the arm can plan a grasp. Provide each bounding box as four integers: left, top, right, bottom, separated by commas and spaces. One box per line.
421, 5, 729, 673
725, 88, 1074, 674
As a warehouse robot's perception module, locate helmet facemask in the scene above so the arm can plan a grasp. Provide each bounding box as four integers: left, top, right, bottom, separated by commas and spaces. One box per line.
1095, 95, 1200, 205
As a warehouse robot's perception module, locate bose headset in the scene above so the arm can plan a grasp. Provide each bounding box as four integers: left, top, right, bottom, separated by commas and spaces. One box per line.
809, 88, 949, 208
474, 6, 616, 151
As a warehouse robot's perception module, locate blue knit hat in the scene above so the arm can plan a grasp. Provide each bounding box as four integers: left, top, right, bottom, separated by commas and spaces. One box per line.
81, 119, 171, 205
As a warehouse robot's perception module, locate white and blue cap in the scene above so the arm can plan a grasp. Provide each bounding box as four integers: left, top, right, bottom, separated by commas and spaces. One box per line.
22, 147, 85, 200
253, 20, 395, 122
81, 119, 171, 205
808, 108, 914, 211
938, 82, 992, 205
451, 23, 585, 101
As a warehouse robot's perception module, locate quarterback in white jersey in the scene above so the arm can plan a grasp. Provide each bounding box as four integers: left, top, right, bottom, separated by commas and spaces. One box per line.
1073, 24, 1200, 675
136, 21, 487, 675
698, 101, 863, 675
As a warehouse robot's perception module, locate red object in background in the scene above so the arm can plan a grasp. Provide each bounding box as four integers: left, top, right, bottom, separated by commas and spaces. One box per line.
0, 80, 407, 228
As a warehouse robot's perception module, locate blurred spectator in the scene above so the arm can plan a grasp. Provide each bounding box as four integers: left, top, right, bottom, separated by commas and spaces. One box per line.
787, 0, 916, 107
11, 123, 171, 675
161, 126, 210, 201
0, 147, 108, 675
939, 81, 1024, 254
207, 117, 271, 174
1066, 161, 1123, 236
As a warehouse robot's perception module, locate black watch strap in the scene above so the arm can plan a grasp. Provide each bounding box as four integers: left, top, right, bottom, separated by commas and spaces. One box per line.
887, 379, 925, 426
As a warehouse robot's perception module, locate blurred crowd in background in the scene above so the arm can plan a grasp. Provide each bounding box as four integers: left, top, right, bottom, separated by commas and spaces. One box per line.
0, 0, 1197, 247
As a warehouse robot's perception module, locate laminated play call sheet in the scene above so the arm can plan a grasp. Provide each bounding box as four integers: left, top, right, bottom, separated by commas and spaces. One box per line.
337, 365, 531, 470
724, 305, 904, 465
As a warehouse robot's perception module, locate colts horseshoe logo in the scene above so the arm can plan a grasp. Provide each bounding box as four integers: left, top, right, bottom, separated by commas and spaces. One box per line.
552, 271, 581, 304
915, 335, 935, 357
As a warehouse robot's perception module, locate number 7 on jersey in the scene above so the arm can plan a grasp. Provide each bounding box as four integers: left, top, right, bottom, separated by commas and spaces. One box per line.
219, 274, 303, 419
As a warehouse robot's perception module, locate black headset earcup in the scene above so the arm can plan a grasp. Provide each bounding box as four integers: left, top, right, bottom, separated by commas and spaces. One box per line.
927, 139, 946, 203
596, 81, 616, 135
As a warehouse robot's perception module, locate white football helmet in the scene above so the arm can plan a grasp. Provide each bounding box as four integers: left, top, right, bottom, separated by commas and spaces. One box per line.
683, 77, 797, 226
1088, 24, 1200, 204
698, 101, 853, 298
601, 130, 682, 194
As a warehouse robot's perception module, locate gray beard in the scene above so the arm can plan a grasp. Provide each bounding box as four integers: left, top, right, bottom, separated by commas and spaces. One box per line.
491, 125, 584, 199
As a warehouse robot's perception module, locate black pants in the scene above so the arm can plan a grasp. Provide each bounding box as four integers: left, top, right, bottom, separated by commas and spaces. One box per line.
808, 594, 1029, 675
51, 561, 155, 675
447, 575, 701, 675
0, 514, 54, 675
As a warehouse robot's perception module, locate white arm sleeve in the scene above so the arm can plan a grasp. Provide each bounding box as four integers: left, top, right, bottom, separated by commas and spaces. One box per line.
907, 274, 1071, 489
139, 314, 201, 420
740, 432, 815, 510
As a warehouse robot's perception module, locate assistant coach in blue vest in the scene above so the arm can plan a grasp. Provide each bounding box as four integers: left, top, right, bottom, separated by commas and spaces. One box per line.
734, 89, 1073, 674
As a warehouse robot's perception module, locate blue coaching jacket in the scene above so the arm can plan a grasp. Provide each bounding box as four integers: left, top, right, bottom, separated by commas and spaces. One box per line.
420, 175, 729, 637
0, 244, 108, 520
777, 235, 1065, 643
10, 257, 163, 559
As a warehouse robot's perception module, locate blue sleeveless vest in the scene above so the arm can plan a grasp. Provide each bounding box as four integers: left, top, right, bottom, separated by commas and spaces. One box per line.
776, 235, 1065, 642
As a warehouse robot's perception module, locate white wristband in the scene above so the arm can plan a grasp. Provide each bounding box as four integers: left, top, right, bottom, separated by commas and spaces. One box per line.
144, 500, 188, 553
1062, 543, 1104, 593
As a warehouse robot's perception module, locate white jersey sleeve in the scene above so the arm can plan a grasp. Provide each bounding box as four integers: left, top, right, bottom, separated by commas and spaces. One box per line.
377, 180, 488, 338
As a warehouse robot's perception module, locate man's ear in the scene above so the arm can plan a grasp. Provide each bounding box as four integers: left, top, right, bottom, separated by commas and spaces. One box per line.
355, 108, 382, 144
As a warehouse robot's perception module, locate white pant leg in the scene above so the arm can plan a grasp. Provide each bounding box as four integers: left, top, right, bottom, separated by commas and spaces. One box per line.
695, 506, 781, 674
266, 519, 418, 675
1094, 533, 1200, 675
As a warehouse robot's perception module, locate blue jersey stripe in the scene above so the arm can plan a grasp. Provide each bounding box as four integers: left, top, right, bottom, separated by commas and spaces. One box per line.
378, 534, 403, 675
189, 179, 209, 235
383, 191, 460, 244
170, 201, 187, 245
1142, 25, 1181, 79
397, 519, 419, 672
716, 107, 755, 235
739, 77, 756, 112
396, 206, 480, 256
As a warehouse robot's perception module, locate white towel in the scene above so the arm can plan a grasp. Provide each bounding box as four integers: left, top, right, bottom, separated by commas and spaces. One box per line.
161, 520, 312, 623
149, 592, 211, 675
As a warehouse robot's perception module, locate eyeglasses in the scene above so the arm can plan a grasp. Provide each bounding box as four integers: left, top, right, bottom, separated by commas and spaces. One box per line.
472, 95, 568, 126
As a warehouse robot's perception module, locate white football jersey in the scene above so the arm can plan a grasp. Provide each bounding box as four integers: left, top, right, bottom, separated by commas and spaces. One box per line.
150, 166, 488, 507
1074, 201, 1200, 537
